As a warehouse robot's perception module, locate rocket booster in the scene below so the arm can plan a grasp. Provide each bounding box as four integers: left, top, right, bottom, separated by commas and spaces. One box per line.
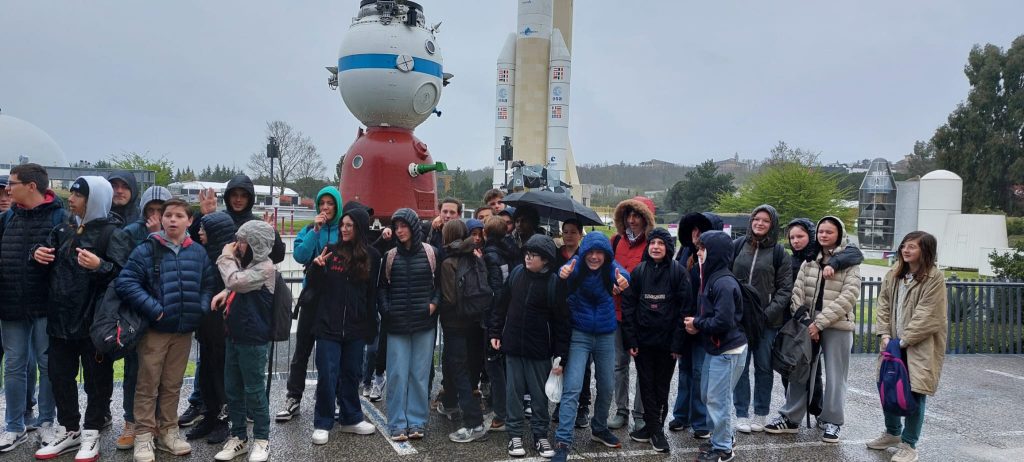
545, 29, 570, 186
493, 34, 516, 187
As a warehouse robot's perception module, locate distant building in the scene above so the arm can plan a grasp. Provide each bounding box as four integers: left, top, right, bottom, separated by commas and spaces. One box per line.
638, 159, 678, 169
714, 153, 756, 174
168, 180, 300, 206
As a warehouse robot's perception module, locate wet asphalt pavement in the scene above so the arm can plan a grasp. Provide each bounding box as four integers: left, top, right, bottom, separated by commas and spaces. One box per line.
2, 354, 1023, 461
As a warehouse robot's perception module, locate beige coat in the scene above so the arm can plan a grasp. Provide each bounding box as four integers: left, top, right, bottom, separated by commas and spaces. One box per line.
790, 252, 861, 332
875, 266, 948, 396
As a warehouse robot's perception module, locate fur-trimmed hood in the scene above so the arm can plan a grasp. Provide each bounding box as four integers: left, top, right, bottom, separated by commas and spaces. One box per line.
613, 197, 655, 236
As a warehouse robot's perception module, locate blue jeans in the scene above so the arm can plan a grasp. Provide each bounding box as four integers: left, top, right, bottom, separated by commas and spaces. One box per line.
224, 341, 270, 440
361, 338, 378, 386
885, 394, 927, 448
701, 348, 747, 453
671, 337, 708, 431
555, 329, 616, 445
385, 328, 435, 433
188, 354, 203, 408
2, 318, 56, 433
733, 327, 778, 417
314, 338, 366, 430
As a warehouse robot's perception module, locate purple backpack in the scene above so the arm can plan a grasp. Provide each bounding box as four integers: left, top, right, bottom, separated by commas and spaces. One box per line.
877, 338, 919, 416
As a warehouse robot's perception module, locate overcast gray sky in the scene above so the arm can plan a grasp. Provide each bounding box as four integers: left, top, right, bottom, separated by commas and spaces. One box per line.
2, 1, 1022, 174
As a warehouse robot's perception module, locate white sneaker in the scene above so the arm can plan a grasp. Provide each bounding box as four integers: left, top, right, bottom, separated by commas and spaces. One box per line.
37, 422, 56, 447
338, 421, 375, 435
0, 430, 28, 453
248, 439, 269, 462
74, 429, 100, 462
133, 432, 155, 462
369, 375, 386, 402
735, 418, 752, 433
750, 415, 766, 432
34, 425, 80, 459
215, 436, 248, 461
312, 429, 329, 445
156, 428, 191, 456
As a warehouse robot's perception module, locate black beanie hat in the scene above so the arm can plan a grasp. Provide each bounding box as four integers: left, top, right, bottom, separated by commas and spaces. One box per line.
70, 178, 90, 198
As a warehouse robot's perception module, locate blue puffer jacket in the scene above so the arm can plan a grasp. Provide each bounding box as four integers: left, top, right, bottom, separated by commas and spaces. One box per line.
116, 233, 216, 334
562, 232, 628, 335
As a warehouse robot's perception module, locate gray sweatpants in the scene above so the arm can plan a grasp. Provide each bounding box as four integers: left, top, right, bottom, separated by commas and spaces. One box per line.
614, 326, 644, 419
506, 355, 551, 439
779, 329, 852, 426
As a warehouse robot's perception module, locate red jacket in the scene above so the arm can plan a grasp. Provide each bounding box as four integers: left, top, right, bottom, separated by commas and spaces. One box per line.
612, 232, 647, 320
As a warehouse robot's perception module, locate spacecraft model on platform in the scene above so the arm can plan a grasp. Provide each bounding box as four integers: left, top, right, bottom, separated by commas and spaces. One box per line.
327, 0, 450, 224
492, 0, 580, 197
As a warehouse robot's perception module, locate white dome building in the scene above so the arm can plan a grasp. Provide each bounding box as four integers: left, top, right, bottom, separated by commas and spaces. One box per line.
0, 112, 69, 168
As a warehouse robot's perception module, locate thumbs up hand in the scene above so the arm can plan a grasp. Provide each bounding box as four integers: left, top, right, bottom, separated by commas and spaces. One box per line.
613, 268, 629, 294
559, 258, 576, 280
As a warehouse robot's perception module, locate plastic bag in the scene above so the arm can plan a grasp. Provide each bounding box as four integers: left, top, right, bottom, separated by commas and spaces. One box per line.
545, 357, 563, 403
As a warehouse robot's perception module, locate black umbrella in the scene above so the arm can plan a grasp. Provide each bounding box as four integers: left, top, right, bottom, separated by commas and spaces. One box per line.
503, 190, 604, 226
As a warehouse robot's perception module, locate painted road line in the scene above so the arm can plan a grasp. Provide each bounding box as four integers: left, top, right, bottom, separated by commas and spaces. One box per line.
492, 449, 660, 462
985, 369, 1024, 380
850, 387, 958, 425
360, 397, 418, 455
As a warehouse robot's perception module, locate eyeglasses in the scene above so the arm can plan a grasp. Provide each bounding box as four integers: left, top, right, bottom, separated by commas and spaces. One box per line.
524, 252, 541, 260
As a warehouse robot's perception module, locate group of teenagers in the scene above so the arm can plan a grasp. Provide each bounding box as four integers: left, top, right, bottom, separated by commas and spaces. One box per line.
0, 163, 948, 462
273, 187, 947, 462
0, 163, 288, 462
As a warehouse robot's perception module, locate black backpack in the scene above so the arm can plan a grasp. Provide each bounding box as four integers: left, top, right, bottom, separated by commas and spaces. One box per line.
454, 253, 493, 318
269, 272, 293, 342
90, 240, 162, 360
771, 306, 813, 383
732, 238, 786, 346
738, 281, 767, 346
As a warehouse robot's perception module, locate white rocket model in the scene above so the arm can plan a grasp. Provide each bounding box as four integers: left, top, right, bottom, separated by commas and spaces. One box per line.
493, 0, 578, 195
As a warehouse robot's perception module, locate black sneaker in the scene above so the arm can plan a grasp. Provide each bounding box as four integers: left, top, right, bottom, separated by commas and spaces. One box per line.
628, 426, 651, 443
693, 429, 711, 439
821, 422, 841, 443
185, 417, 218, 440
206, 419, 230, 445
764, 415, 800, 434
574, 407, 590, 429
650, 431, 670, 453
667, 419, 687, 432
274, 397, 301, 422
533, 436, 554, 458
590, 429, 621, 448
507, 437, 526, 457
697, 449, 735, 462
178, 404, 204, 427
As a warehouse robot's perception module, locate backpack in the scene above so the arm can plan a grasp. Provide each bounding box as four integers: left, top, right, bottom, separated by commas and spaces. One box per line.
732, 238, 785, 345
384, 242, 437, 283
877, 337, 918, 417
454, 253, 493, 318
90, 240, 162, 360
269, 271, 293, 342
771, 306, 813, 382
738, 281, 767, 346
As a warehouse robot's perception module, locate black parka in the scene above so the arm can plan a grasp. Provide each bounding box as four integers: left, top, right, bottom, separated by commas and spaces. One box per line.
0, 192, 69, 321
377, 208, 440, 335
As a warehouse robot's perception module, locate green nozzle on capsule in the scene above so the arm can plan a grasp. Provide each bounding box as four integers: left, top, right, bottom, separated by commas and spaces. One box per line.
408, 162, 448, 177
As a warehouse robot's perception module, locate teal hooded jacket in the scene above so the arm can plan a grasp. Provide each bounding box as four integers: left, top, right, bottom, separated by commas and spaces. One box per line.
293, 186, 343, 265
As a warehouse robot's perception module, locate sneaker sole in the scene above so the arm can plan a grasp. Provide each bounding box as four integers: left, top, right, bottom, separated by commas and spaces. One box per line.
177, 416, 202, 428
339, 427, 376, 436
155, 444, 191, 456
0, 436, 29, 453
115, 440, 135, 450
274, 412, 298, 423
764, 427, 799, 434
507, 449, 527, 457
866, 441, 900, 450
73, 452, 99, 462
34, 443, 81, 460
214, 449, 248, 461
629, 435, 651, 443
590, 435, 621, 448
750, 426, 765, 432
736, 426, 752, 434
449, 433, 489, 443
821, 435, 840, 443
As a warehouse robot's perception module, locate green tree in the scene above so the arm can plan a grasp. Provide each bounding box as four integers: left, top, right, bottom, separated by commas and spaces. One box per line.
107, 151, 174, 186
291, 176, 330, 200
932, 36, 1024, 214
988, 241, 1024, 279
715, 161, 850, 228
665, 160, 736, 213
198, 164, 246, 182
764, 140, 820, 168
906, 140, 937, 177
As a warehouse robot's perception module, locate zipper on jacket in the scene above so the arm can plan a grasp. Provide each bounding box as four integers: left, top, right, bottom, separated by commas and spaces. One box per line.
175, 252, 185, 333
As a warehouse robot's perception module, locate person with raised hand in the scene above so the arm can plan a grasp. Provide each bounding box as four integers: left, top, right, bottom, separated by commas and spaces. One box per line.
551, 232, 629, 462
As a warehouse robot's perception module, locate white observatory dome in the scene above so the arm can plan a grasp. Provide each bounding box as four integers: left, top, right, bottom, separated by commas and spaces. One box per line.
917, 169, 963, 237
0, 113, 69, 168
